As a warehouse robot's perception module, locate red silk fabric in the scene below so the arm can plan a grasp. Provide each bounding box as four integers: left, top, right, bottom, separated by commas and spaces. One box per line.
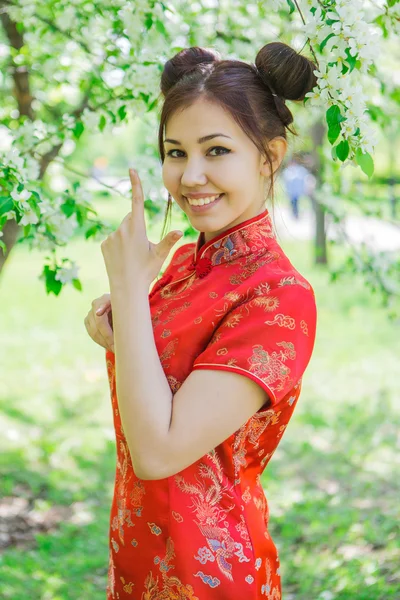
105, 207, 317, 599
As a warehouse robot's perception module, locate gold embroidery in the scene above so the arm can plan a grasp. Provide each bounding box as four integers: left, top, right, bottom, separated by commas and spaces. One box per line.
159, 338, 179, 368
174, 450, 245, 581
253, 296, 280, 312
300, 319, 309, 335
254, 282, 271, 295
265, 314, 296, 329
224, 313, 243, 328
216, 348, 228, 356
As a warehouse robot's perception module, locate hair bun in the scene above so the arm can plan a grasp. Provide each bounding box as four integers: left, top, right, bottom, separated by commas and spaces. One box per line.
160, 47, 221, 97
255, 41, 317, 103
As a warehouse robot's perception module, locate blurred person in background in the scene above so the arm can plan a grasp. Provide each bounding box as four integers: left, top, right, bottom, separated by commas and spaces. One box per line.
281, 152, 315, 219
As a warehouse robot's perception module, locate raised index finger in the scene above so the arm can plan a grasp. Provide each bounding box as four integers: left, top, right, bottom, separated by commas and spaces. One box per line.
129, 168, 146, 229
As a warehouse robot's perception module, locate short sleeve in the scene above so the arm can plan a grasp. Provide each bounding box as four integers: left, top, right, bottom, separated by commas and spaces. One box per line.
192, 284, 317, 405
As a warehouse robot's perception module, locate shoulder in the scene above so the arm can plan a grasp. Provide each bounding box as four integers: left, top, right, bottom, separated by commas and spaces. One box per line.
239, 239, 315, 298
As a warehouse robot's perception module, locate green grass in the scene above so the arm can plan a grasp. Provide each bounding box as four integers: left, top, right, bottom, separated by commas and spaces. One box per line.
0, 203, 399, 599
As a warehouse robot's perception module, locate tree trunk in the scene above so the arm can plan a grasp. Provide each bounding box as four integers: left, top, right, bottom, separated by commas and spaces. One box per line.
309, 119, 328, 265
0, 4, 34, 274
0, 219, 20, 273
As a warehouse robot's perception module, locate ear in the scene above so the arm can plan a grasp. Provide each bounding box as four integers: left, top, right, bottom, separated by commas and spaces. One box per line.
260, 136, 288, 177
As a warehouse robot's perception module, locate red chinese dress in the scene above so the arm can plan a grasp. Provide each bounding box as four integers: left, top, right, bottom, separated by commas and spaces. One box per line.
105, 207, 317, 599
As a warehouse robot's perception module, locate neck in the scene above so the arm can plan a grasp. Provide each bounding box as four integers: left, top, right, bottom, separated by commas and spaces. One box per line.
203, 203, 267, 244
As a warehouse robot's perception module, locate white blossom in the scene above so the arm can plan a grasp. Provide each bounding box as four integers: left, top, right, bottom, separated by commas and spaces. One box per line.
81, 108, 100, 130
55, 7, 77, 32
20, 207, 40, 226
3, 147, 25, 171
55, 262, 80, 284
62, 114, 76, 130
24, 156, 40, 181
11, 188, 32, 202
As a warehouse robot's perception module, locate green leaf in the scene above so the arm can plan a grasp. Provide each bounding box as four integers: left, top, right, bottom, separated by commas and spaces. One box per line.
373, 14, 389, 38
286, 0, 295, 13
99, 115, 107, 132
72, 278, 82, 291
42, 265, 63, 296
144, 13, 153, 29
326, 105, 347, 127
85, 223, 102, 239
72, 121, 85, 140
328, 122, 341, 145
31, 191, 41, 201
355, 148, 374, 178
117, 105, 127, 121
326, 105, 346, 145
146, 97, 159, 113
0, 240, 6, 254
155, 19, 167, 35
0, 177, 13, 191
0, 196, 13, 216
73, 121, 85, 140
387, 0, 399, 7
344, 48, 357, 72
106, 109, 117, 125
319, 33, 335, 53
336, 140, 350, 162
61, 198, 76, 218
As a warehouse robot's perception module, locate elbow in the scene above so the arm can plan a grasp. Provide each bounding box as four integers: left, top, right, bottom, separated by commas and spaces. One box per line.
128, 440, 178, 481
132, 453, 172, 480
135, 463, 170, 481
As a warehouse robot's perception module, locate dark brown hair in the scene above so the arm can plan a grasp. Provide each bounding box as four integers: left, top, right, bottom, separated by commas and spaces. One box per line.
156, 42, 317, 240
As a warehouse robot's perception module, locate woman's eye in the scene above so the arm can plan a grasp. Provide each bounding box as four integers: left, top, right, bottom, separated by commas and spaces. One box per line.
166, 146, 230, 158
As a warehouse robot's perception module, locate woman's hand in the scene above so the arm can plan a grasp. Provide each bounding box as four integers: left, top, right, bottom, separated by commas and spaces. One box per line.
100, 168, 183, 291
84, 293, 114, 352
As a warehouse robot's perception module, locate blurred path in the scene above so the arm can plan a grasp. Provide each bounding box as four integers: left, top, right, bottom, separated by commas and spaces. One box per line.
272, 205, 400, 252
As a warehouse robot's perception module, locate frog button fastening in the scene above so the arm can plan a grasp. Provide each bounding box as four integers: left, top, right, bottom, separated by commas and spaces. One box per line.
190, 255, 213, 279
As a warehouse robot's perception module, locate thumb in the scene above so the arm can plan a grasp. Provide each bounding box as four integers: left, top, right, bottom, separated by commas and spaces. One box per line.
160, 230, 183, 255
171, 230, 183, 241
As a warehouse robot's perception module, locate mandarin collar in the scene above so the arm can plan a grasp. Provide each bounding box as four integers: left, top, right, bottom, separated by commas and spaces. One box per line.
189, 207, 276, 278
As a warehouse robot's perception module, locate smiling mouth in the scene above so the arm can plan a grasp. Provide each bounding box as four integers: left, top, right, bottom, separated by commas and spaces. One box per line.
184, 193, 224, 207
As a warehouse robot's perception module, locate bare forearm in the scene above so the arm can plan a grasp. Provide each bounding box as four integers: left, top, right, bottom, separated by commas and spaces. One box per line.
110, 282, 172, 476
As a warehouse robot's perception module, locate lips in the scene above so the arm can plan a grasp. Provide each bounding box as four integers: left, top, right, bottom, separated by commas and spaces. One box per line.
184, 193, 225, 212
184, 193, 223, 201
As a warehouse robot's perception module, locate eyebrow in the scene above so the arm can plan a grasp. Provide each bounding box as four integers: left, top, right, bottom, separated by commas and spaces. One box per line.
163, 133, 232, 145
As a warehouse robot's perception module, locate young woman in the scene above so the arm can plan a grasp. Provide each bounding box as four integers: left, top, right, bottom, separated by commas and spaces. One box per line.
84, 42, 318, 600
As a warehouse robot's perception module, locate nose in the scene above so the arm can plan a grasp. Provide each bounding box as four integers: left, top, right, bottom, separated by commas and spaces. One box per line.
180, 160, 208, 189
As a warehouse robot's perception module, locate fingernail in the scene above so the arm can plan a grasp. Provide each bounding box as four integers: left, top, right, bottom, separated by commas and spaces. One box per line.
96, 307, 103, 315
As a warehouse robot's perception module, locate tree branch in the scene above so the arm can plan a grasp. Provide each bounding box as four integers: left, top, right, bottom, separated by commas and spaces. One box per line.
52, 157, 130, 199
293, 0, 320, 69
0, 1, 34, 119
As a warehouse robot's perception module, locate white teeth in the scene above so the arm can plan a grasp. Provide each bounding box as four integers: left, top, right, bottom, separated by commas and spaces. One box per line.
185, 194, 222, 206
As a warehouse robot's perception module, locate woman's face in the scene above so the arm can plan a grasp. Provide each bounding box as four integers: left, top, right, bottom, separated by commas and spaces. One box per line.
162, 97, 287, 242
